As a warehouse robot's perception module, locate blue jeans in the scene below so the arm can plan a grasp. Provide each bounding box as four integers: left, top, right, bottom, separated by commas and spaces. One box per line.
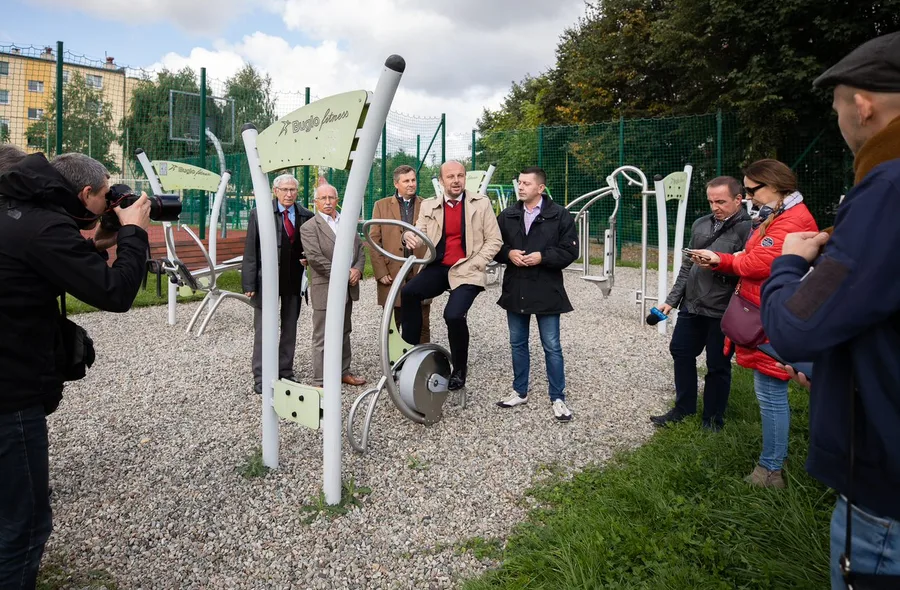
830, 496, 900, 588
0, 406, 52, 589
753, 370, 790, 471
507, 311, 566, 401
669, 311, 734, 425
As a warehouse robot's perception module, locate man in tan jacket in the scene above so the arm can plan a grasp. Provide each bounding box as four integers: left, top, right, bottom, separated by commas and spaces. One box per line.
300, 184, 367, 387
401, 160, 503, 390
368, 165, 431, 342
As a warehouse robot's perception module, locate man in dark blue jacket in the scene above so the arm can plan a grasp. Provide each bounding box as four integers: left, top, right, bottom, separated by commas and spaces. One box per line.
760, 32, 900, 588
494, 166, 579, 421
0, 152, 150, 588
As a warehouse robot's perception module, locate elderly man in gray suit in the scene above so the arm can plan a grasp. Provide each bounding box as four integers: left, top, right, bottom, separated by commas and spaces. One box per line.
300, 183, 367, 387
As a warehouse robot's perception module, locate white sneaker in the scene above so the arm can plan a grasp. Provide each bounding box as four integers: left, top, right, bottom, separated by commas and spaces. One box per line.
552, 399, 573, 422
496, 392, 528, 408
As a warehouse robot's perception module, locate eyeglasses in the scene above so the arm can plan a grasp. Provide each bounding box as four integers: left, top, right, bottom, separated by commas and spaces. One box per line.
743, 182, 766, 197
276, 187, 298, 194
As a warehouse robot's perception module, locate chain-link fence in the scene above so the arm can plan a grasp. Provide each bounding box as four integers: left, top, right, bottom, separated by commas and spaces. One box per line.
1, 41, 851, 252
0, 41, 447, 238
475, 113, 853, 262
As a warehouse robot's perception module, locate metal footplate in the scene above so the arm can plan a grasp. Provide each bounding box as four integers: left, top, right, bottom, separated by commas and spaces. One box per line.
273, 378, 323, 430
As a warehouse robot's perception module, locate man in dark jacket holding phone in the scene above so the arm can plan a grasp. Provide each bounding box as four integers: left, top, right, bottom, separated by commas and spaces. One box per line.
761, 32, 900, 587
0, 152, 150, 588
493, 166, 579, 421
651, 176, 751, 430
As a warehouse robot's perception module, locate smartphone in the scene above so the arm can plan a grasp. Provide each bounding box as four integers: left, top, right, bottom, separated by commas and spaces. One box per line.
757, 343, 814, 380
682, 248, 711, 261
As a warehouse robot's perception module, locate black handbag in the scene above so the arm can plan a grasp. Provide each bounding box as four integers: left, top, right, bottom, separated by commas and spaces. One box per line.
58, 293, 95, 381
839, 372, 900, 589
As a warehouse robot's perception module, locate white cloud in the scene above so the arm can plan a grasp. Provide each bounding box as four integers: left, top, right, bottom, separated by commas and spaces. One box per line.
30, 0, 258, 35
90, 0, 585, 152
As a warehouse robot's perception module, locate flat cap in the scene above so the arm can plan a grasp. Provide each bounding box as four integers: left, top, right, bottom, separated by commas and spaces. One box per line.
813, 31, 900, 92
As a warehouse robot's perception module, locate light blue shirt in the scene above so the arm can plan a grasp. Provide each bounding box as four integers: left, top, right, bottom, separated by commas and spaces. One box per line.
277, 202, 295, 226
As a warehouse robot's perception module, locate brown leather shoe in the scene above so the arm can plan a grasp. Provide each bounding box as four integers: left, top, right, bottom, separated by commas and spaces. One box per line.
342, 374, 366, 386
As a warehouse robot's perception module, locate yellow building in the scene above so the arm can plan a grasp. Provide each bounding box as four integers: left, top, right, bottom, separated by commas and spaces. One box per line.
0, 44, 140, 171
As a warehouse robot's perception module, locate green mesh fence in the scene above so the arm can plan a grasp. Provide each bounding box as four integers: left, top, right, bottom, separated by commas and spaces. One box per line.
1, 41, 851, 249
475, 113, 852, 262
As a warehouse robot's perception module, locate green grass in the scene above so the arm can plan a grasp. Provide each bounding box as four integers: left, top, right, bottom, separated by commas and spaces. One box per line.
37, 559, 117, 589
65, 259, 377, 315
238, 447, 269, 479
463, 368, 833, 590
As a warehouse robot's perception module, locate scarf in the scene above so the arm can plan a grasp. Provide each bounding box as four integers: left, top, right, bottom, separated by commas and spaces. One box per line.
854, 114, 900, 184
752, 191, 803, 228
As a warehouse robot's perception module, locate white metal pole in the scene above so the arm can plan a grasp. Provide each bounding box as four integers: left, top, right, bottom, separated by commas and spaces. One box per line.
322, 56, 405, 505
640, 192, 648, 323
241, 126, 280, 469
136, 149, 177, 326
208, 171, 231, 267
205, 129, 228, 240
478, 164, 496, 194
431, 177, 442, 198
654, 176, 668, 335
671, 165, 692, 327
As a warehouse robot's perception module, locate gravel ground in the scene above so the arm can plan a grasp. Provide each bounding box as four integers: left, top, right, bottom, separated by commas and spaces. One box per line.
45, 266, 676, 589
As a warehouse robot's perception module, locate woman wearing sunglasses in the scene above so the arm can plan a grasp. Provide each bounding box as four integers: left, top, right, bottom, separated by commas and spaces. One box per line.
691, 158, 818, 488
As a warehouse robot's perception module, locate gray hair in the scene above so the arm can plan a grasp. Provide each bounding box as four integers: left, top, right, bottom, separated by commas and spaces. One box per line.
313, 183, 338, 200
50, 153, 109, 194
0, 145, 26, 173
272, 173, 299, 190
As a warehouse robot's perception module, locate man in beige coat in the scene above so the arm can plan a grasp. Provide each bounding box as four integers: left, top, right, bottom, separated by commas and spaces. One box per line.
300, 184, 367, 387
401, 160, 503, 391
368, 164, 431, 342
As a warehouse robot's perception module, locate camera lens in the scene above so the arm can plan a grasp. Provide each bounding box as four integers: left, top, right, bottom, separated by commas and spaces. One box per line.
150, 195, 182, 222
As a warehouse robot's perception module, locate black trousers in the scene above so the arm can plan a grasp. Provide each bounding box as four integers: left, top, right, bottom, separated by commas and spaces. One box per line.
669, 310, 734, 425
401, 264, 483, 372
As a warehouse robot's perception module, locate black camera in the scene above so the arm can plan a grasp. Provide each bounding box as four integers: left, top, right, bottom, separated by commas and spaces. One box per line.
100, 184, 182, 231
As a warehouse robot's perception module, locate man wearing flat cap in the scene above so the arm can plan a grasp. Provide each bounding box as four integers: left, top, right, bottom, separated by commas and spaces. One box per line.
760, 31, 900, 588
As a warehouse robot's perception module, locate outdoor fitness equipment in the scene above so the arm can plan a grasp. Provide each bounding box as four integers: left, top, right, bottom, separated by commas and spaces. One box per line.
346, 220, 455, 453
136, 131, 247, 334
564, 166, 654, 297
242, 55, 404, 505
635, 165, 693, 335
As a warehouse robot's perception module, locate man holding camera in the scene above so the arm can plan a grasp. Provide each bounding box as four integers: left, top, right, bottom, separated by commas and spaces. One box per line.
650, 176, 751, 431
0, 152, 150, 588
242, 174, 314, 394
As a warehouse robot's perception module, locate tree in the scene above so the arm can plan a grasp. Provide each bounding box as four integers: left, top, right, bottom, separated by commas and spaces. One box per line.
25, 71, 119, 172
120, 67, 221, 168
225, 64, 276, 134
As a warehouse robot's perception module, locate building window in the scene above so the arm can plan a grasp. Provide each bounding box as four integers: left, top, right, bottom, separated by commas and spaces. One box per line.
27, 107, 43, 120
0, 62, 8, 76
86, 100, 101, 115
28, 80, 44, 93
85, 74, 102, 89
62, 69, 69, 84
0, 90, 8, 105
0, 119, 8, 137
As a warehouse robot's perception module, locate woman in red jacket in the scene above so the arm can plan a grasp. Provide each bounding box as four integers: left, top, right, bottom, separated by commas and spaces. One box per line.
692, 159, 818, 489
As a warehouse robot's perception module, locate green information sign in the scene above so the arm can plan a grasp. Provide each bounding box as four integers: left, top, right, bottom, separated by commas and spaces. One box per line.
256, 90, 369, 173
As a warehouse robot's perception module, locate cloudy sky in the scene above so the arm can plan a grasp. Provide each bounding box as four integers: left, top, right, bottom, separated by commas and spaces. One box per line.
3, 0, 586, 144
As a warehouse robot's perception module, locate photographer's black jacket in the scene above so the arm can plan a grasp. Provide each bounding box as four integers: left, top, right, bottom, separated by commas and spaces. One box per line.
0, 154, 149, 415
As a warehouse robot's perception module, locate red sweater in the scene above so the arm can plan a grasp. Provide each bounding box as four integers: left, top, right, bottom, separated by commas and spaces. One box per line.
442, 200, 465, 266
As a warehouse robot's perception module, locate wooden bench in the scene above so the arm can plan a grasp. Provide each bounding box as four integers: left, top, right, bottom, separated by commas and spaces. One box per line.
149, 235, 247, 271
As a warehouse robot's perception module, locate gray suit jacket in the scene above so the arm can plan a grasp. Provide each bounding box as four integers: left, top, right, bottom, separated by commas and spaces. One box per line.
300, 213, 365, 311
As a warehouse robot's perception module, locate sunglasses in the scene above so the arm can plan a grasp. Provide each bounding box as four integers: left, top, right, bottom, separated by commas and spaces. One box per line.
743, 182, 766, 197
